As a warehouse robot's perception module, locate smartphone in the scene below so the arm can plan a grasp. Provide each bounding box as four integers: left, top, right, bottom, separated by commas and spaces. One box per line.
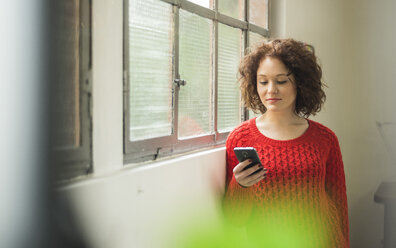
233, 147, 262, 172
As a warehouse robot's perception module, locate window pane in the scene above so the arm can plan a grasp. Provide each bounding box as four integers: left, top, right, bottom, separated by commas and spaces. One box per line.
188, 0, 211, 8
218, 0, 243, 20
249, 31, 267, 47
249, 0, 268, 28
128, 0, 173, 141
248, 32, 268, 119
218, 24, 242, 132
178, 10, 211, 138
248, 33, 267, 119
52, 0, 80, 148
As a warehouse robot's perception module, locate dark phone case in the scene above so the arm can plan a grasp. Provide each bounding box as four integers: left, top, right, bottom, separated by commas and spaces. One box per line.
233, 147, 262, 172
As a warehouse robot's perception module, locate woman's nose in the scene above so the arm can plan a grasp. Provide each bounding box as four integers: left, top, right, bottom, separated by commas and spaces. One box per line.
267, 81, 278, 93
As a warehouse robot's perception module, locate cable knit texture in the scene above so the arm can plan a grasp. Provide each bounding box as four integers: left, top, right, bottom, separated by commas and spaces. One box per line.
223, 118, 349, 248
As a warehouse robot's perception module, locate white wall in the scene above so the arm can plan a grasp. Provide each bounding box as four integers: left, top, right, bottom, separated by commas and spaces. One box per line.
92, 0, 123, 175
61, 147, 226, 248
270, 0, 396, 247
61, 2, 227, 248
347, 1, 396, 247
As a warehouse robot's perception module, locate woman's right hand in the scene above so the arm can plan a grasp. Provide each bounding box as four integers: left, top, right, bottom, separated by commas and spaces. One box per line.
233, 159, 267, 187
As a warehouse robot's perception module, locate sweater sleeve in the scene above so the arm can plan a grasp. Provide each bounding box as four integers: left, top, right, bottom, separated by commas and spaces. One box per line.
325, 135, 350, 247
222, 132, 254, 226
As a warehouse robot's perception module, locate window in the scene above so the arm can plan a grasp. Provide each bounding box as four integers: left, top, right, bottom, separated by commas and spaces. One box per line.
124, 0, 268, 163
51, 0, 92, 180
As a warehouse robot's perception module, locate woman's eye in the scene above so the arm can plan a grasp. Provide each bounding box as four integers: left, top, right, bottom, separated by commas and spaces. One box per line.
277, 81, 287, 84
259, 81, 268, 85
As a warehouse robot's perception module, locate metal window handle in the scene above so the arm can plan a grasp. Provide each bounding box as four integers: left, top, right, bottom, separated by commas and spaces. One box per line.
174, 79, 187, 87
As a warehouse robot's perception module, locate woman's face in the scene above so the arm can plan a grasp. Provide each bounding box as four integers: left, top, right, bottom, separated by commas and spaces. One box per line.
256, 56, 297, 114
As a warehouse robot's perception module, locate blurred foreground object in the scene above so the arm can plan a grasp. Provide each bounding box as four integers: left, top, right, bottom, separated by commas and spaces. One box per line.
0, 1, 89, 247
168, 206, 328, 248
0, 0, 50, 247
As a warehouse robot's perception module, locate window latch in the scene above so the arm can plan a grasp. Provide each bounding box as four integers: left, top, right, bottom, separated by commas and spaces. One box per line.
174, 79, 187, 87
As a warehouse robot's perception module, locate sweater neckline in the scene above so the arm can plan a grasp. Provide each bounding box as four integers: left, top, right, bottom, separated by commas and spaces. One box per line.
250, 117, 314, 146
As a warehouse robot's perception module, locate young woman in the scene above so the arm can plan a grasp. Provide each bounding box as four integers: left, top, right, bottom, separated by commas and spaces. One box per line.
223, 39, 349, 247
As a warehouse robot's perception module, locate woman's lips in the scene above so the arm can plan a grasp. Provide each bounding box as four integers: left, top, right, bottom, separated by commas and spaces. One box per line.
266, 98, 281, 103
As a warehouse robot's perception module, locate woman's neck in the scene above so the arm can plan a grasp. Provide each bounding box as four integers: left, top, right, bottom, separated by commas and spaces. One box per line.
257, 111, 305, 126
255, 110, 309, 140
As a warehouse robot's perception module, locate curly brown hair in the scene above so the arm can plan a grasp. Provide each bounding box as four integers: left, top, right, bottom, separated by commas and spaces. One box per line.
239, 38, 326, 117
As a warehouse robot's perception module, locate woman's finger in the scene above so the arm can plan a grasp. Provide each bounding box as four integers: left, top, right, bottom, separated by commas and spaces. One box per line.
245, 167, 267, 181
235, 166, 267, 187
234, 163, 259, 184
246, 172, 266, 186
239, 163, 263, 178
233, 159, 253, 174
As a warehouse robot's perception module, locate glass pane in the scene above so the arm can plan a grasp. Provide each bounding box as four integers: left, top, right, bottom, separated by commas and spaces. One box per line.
249, 31, 267, 47
52, 0, 80, 148
128, 0, 173, 141
218, 0, 243, 20
178, 10, 211, 138
249, 0, 268, 28
246, 32, 267, 120
188, 0, 211, 8
218, 24, 242, 132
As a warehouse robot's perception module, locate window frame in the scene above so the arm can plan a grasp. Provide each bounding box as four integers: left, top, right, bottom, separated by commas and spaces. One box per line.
123, 0, 269, 163
52, 0, 93, 180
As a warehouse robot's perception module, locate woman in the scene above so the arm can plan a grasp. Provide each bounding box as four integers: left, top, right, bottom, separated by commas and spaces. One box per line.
223, 39, 349, 247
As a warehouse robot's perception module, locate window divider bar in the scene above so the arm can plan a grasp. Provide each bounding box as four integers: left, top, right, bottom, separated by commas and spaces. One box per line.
216, 131, 230, 141
265, 0, 269, 30
213, 0, 218, 11
179, 0, 216, 19
160, 0, 254, 32
123, 0, 132, 154
245, 0, 249, 22
172, 4, 180, 142
217, 13, 248, 30
242, 31, 248, 122
158, 0, 179, 6
213, 14, 219, 140
81, 0, 93, 159
128, 135, 176, 152
248, 23, 270, 37
124, 133, 227, 164
242, 0, 249, 121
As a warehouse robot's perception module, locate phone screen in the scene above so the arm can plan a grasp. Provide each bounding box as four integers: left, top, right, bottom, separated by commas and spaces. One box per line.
233, 147, 262, 171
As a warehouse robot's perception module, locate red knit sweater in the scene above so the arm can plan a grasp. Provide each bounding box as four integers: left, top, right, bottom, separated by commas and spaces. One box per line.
223, 118, 349, 248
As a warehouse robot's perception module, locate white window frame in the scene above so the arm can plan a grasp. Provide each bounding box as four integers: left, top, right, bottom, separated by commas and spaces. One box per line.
123, 0, 269, 163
